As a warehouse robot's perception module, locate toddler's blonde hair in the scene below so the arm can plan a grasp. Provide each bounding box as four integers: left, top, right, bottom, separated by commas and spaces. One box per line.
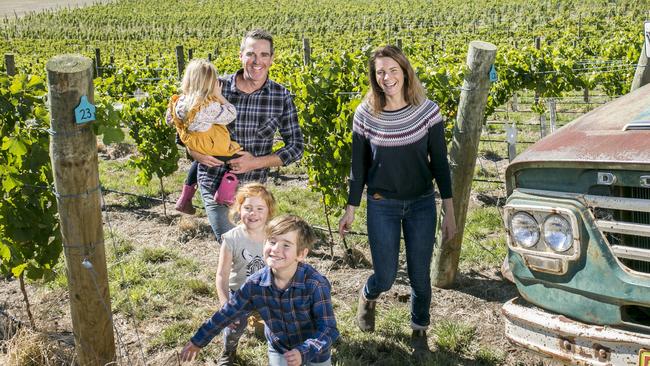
180, 59, 220, 111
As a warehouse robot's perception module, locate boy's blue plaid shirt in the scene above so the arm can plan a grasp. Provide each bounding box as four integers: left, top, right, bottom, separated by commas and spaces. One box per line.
191, 262, 339, 363
197, 71, 304, 194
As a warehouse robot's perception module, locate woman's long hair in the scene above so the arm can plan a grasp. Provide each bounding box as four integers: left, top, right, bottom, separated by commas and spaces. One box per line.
365, 45, 426, 115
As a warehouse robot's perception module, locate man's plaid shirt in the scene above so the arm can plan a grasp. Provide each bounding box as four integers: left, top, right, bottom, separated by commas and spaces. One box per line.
190, 262, 339, 363
197, 70, 304, 195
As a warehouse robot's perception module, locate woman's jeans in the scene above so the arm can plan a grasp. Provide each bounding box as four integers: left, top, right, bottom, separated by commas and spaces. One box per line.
267, 348, 332, 366
199, 184, 234, 241
363, 192, 437, 328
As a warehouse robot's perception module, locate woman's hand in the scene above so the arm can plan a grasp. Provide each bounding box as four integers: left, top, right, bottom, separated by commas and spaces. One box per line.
441, 198, 457, 243
188, 149, 225, 168
338, 205, 356, 237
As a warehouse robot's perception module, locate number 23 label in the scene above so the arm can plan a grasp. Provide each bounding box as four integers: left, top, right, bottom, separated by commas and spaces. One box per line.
75, 95, 96, 124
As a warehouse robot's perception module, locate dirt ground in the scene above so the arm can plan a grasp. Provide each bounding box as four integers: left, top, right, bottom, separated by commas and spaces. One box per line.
0, 169, 555, 366
0, 0, 111, 18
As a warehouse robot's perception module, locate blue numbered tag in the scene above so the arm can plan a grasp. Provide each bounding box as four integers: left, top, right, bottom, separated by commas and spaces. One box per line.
74, 95, 96, 124
489, 64, 498, 82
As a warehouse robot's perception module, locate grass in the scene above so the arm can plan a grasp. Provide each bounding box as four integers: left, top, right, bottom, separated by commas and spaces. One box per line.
433, 320, 476, 354
21, 139, 516, 365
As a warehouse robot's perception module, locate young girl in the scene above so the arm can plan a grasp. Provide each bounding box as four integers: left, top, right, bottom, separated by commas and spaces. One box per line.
166, 59, 241, 214
215, 183, 276, 364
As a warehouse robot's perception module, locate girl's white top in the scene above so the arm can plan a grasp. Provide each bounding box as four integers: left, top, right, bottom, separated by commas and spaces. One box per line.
166, 94, 237, 132
221, 225, 265, 291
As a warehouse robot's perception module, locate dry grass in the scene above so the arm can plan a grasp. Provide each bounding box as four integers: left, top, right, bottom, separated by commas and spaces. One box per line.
4, 328, 75, 366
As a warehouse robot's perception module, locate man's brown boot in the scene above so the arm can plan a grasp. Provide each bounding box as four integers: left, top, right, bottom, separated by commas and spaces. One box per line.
356, 288, 376, 332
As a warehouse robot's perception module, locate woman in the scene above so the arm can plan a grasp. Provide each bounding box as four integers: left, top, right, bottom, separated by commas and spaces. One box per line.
338, 45, 456, 356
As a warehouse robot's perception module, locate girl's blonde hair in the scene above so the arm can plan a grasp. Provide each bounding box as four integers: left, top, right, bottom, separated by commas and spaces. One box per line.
364, 45, 426, 115
180, 59, 220, 111
229, 183, 277, 224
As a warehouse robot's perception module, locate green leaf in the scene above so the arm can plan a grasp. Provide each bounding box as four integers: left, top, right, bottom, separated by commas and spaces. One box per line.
9, 78, 24, 94
11, 263, 27, 277
0, 243, 10, 261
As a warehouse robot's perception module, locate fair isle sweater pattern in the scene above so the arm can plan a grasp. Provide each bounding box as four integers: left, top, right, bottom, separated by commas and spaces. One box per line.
353, 99, 442, 147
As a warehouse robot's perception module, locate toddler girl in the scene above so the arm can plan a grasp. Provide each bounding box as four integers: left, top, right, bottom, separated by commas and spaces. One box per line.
166, 59, 241, 214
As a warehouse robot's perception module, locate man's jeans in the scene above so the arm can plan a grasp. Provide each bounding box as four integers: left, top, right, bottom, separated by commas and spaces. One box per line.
363, 192, 437, 328
200, 185, 235, 241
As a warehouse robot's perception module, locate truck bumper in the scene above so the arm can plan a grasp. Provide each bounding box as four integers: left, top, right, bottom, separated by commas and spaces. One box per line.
503, 297, 650, 366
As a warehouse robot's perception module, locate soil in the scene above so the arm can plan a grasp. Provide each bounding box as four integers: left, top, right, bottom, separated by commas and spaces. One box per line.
0, 158, 555, 366
0, 0, 112, 18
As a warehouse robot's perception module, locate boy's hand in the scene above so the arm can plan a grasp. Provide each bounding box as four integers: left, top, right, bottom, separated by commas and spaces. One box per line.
180, 341, 200, 362
284, 349, 302, 366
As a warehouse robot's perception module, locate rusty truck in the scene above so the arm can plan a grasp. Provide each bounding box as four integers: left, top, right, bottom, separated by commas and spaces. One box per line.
502, 83, 650, 365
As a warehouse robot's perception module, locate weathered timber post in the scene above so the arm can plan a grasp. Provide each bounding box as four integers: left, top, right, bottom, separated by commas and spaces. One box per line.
431, 41, 497, 288
188, 48, 193, 60
46, 55, 116, 365
175, 45, 185, 80
4, 53, 15, 76
631, 42, 650, 91
93, 48, 101, 77
548, 98, 557, 133
302, 38, 311, 66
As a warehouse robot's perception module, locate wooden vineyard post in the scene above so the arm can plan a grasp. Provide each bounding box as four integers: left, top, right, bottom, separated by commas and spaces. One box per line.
46, 54, 116, 365
4, 53, 15, 76
632, 40, 650, 91
175, 44, 185, 80
302, 37, 311, 66
431, 41, 497, 288
93, 48, 101, 77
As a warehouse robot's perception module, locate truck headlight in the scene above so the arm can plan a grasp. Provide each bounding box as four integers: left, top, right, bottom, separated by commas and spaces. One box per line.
511, 212, 539, 248
543, 215, 573, 252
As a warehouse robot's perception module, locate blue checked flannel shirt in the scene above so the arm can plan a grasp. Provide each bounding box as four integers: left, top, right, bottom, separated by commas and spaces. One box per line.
197, 70, 304, 195
190, 262, 339, 363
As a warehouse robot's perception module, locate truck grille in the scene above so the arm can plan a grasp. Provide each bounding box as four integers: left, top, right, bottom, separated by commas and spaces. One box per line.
590, 187, 650, 274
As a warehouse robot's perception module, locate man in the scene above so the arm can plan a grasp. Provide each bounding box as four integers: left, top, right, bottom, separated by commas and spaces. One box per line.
190, 29, 304, 240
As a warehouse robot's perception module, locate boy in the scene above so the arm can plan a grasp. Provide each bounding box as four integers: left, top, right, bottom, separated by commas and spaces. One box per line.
180, 215, 339, 366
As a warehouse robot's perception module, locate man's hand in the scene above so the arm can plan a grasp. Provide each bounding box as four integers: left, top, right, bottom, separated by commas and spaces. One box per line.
188, 149, 225, 168
228, 151, 259, 174
180, 341, 200, 362
284, 349, 303, 366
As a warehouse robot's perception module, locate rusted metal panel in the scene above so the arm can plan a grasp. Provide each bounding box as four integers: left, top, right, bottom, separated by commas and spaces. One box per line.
510, 84, 650, 171
503, 298, 650, 366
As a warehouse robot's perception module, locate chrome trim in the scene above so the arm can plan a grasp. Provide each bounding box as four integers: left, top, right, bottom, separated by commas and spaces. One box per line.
505, 203, 581, 264
517, 188, 650, 213
642, 175, 650, 188
597, 172, 617, 185
610, 245, 650, 261
595, 220, 650, 237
